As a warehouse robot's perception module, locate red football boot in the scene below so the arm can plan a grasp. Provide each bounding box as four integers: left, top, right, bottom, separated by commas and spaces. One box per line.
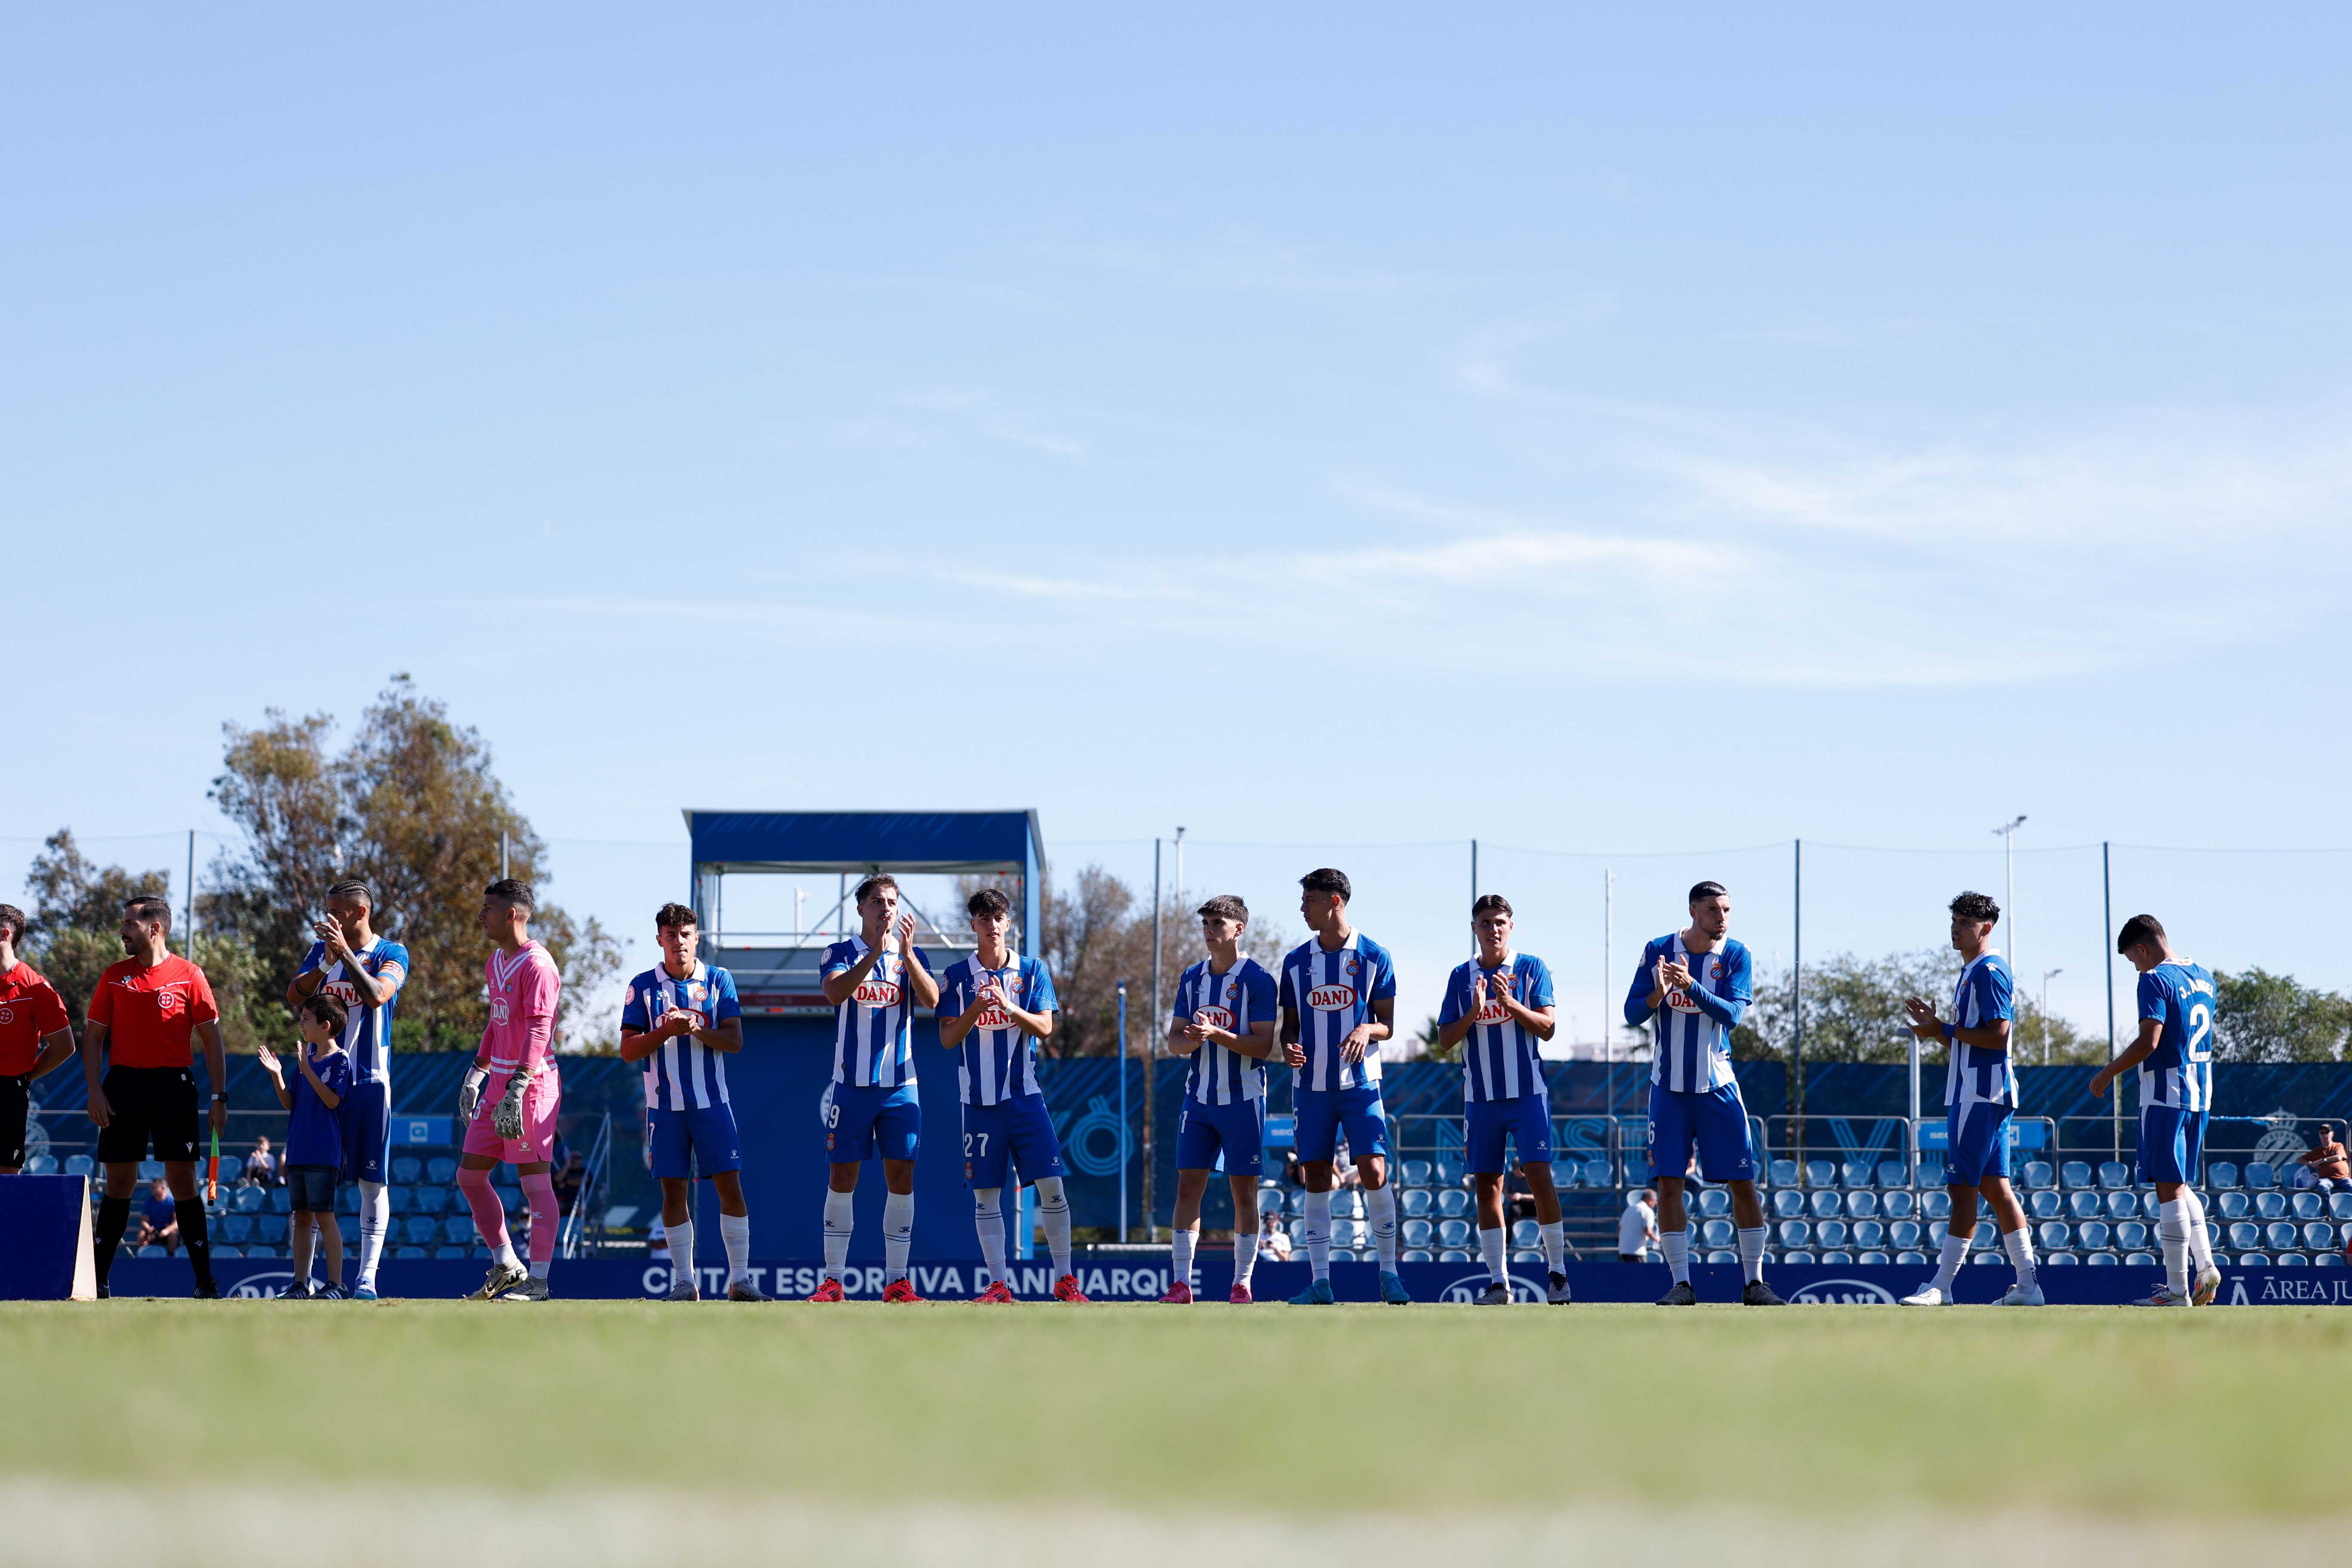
974, 1279, 1017, 1303
1053, 1274, 1093, 1303
1228, 1283, 1254, 1305
805, 1277, 846, 1303
1156, 1280, 1194, 1304
882, 1277, 926, 1303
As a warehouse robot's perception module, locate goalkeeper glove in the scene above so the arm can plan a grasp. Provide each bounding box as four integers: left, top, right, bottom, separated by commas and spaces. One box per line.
492, 1069, 532, 1140
458, 1065, 488, 1123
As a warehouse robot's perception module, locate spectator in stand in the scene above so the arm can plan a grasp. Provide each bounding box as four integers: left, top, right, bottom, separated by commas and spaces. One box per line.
135, 1176, 180, 1254
1259, 1208, 1292, 1263
243, 1135, 279, 1185
552, 1149, 586, 1217
1619, 1188, 1659, 1263
2298, 1124, 2352, 1196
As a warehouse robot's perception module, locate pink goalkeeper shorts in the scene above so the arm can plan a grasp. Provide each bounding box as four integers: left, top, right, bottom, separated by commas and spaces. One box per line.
462, 1067, 561, 1166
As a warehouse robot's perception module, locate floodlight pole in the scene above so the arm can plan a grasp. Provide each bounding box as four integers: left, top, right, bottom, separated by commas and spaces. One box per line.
184, 830, 196, 950
1793, 839, 1805, 1162
2104, 841, 2119, 1163
1146, 838, 1161, 1243
1993, 814, 2025, 983
1117, 980, 1130, 1244
1603, 868, 1614, 1134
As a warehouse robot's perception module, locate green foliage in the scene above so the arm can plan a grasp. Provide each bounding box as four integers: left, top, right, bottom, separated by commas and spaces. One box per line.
2210, 968, 2352, 1063
1735, 947, 2107, 1066
21, 830, 171, 943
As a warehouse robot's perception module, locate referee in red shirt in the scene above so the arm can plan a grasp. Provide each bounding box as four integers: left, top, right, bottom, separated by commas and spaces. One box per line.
0, 903, 78, 1175
82, 894, 229, 1298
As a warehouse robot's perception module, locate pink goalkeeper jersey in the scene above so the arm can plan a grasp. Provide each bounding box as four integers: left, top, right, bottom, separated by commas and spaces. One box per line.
482, 940, 562, 1074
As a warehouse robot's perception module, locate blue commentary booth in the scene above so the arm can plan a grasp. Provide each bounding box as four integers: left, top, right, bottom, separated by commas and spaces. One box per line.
674, 810, 1046, 1268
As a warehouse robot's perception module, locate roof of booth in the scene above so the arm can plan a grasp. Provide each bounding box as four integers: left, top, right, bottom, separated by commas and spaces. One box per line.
682, 809, 1043, 875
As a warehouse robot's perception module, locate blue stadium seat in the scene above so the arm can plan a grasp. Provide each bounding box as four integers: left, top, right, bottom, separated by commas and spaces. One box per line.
444, 1216, 476, 1244
232, 1186, 265, 1214
64, 1154, 94, 1177
1916, 1157, 1946, 1188
2305, 1222, 2337, 1250
1841, 1162, 1873, 1188
210, 1246, 242, 1259
2266, 1222, 2299, 1250
1804, 1160, 1836, 1188
1768, 1158, 1800, 1188
394, 1246, 428, 1260
1400, 1189, 1432, 1219
2115, 1221, 2149, 1250
2059, 1161, 2093, 1190
2334, 1194, 2352, 1222
1808, 1191, 1841, 1219
220, 1214, 253, 1243
1701, 1218, 1735, 1247
1816, 1219, 1849, 1249
2076, 1221, 2111, 1250
258, 1214, 289, 1243
1779, 1250, 1816, 1265
1877, 1161, 1908, 1189
1704, 1250, 1737, 1266
2236, 1252, 2269, 1266
1975, 1219, 2001, 1247
1858, 1250, 1890, 1266
2203, 1161, 2238, 1188
1896, 1250, 1930, 1266
1580, 1160, 1610, 1188
2038, 1221, 2070, 1251
403, 1216, 438, 1246
1402, 1159, 1432, 1187
134, 1243, 164, 1259
1436, 1189, 1470, 1218
2021, 1161, 2055, 1190
2323, 1251, 2347, 1268
2246, 1161, 2278, 1189
2294, 1191, 2324, 1220
427, 1157, 459, 1184
215, 1155, 242, 1182
18, 1154, 55, 1176
1436, 1218, 1472, 1249
1697, 1189, 1730, 1218
2067, 1191, 2101, 1220
1401, 1219, 1433, 1249
1846, 1190, 1879, 1219
1889, 1220, 1923, 1250
383, 1186, 411, 1214
1549, 1162, 1580, 1189
1777, 1220, 1810, 1247
1435, 1160, 1464, 1186
502, 1186, 527, 1215
2225, 1221, 2258, 1249
1882, 1190, 1916, 1220
1332, 1219, 1363, 1250
2097, 1161, 2130, 1190
2257, 1191, 2289, 1220
1852, 1220, 1885, 1250
2281, 1251, 2313, 1267
2105, 1191, 2139, 1220
2027, 1190, 2061, 1220
2217, 1191, 2250, 1219
1926, 1220, 1950, 1247
1402, 1250, 1434, 1264
135, 1159, 165, 1181
1920, 1191, 1951, 1221
1287, 1190, 1311, 1217
1510, 1219, 1539, 1247
391, 1156, 423, 1183
1772, 1189, 1804, 1219
2085, 1251, 2119, 1266
337, 1185, 361, 1216
269, 1187, 292, 1214
1819, 1251, 1855, 1265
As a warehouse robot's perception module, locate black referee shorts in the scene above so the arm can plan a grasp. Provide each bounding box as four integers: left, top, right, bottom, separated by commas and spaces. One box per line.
95, 1066, 200, 1164
0, 1074, 28, 1167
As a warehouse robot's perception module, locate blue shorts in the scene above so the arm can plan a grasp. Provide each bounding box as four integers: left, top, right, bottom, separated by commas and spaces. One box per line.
2139, 1104, 2208, 1187
825, 1082, 920, 1164
1648, 1082, 1755, 1184
1175, 1096, 1265, 1176
962, 1094, 1064, 1190
1466, 1093, 1553, 1175
1294, 1084, 1390, 1165
1947, 1102, 2014, 1187
651, 1101, 743, 1180
340, 1079, 390, 1186
286, 1163, 339, 1213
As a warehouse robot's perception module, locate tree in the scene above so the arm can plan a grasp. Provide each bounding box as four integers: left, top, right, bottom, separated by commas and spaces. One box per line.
1734, 947, 2108, 1068
204, 676, 622, 1052
2211, 968, 2352, 1063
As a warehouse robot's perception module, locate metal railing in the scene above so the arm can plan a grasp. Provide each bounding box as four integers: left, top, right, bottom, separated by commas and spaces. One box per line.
559, 1111, 613, 1259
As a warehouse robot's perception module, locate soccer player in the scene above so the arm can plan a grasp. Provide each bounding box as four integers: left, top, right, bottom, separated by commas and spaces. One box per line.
286, 879, 407, 1301
1899, 891, 2042, 1307
1436, 894, 1570, 1306
2088, 913, 2222, 1307
1158, 895, 1278, 1305
812, 875, 940, 1303
1623, 881, 1783, 1307
80, 894, 227, 1298
620, 903, 766, 1301
454, 879, 564, 1303
0, 903, 78, 1176
1279, 868, 1409, 1307
257, 993, 352, 1298
936, 887, 1087, 1303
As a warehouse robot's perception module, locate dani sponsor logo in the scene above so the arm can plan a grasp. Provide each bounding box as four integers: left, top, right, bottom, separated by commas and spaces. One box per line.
854, 980, 902, 1008
1435, 1270, 1544, 1303
1787, 1277, 1898, 1305
1197, 1005, 1237, 1031
1307, 984, 1357, 1012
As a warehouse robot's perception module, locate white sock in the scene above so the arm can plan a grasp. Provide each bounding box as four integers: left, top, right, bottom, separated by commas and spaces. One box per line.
1304, 1190, 1332, 1281
1232, 1215, 1258, 1290
720, 1212, 750, 1288
529, 1257, 551, 1282
492, 1239, 520, 1271
1540, 1220, 1566, 1277
1170, 1227, 1197, 1289
2159, 1198, 2190, 1295
1478, 1226, 1508, 1285
821, 1189, 854, 1281
1932, 1232, 1967, 1292
1661, 1230, 1690, 1286
2182, 1189, 2214, 1271
1365, 1185, 1398, 1271
667, 1218, 695, 1290
1736, 1226, 1767, 1285
357, 1180, 388, 1289
2001, 1225, 2037, 1287
882, 1191, 914, 1283
974, 1190, 1007, 1286
1035, 1177, 1072, 1278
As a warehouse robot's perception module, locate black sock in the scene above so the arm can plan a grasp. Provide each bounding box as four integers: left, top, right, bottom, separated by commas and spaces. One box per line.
175, 1199, 213, 1287
94, 1196, 132, 1286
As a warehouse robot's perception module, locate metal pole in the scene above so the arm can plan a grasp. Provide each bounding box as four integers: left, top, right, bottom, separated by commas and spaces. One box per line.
2104, 841, 2119, 1164
500, 831, 510, 881
1147, 839, 1162, 1243
1173, 826, 1185, 921
1118, 980, 1130, 1244
184, 830, 196, 950
1603, 868, 1614, 1124
1792, 839, 1804, 1158
1470, 839, 1478, 917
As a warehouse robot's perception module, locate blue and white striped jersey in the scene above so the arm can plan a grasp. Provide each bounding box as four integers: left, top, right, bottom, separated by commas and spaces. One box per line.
1624, 934, 1750, 1094
1439, 951, 1555, 1102
2137, 959, 2215, 1112
820, 938, 931, 1089
1172, 956, 1277, 1106
295, 937, 407, 1088
622, 962, 742, 1112
1944, 951, 2017, 1112
1278, 931, 1397, 1093
937, 953, 1057, 1106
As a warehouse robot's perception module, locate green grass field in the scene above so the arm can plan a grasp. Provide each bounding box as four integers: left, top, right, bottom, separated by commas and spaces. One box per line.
6, 1300, 2351, 1521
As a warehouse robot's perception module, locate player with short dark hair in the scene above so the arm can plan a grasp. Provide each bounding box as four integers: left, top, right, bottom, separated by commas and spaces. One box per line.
258, 993, 353, 1298
1901, 891, 2041, 1307
937, 886, 1087, 1302
621, 903, 764, 1301
2090, 914, 2221, 1307
454, 879, 563, 1302
286, 878, 407, 1300
1159, 895, 1278, 1305
82, 894, 227, 1298
811, 874, 940, 1302
1280, 868, 1409, 1306
1625, 881, 1782, 1306
1438, 894, 1570, 1305
0, 903, 79, 1175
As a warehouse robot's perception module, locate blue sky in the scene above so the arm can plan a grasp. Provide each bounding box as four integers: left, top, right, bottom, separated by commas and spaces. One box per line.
6, 7, 2349, 1043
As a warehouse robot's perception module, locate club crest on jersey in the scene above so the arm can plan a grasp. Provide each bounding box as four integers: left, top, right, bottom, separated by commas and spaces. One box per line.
1709, 962, 1724, 979
0, 1007, 12, 1025
688, 983, 707, 1004
854, 980, 902, 1008
155, 989, 183, 1018
1307, 984, 1357, 1012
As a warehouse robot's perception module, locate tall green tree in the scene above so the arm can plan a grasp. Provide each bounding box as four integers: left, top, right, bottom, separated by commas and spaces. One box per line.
2209, 968, 2352, 1063
204, 676, 621, 1051
1734, 947, 2106, 1067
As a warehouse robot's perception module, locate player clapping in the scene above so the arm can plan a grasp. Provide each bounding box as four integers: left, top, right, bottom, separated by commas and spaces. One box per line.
1159, 896, 1278, 1305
